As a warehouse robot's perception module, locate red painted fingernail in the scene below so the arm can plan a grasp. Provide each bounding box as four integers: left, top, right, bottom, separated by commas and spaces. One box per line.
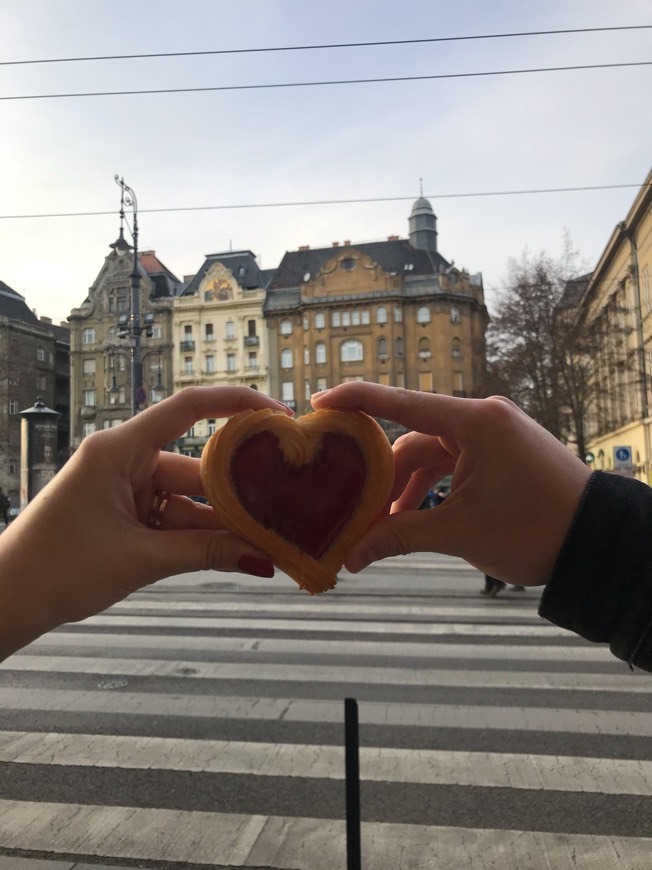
237, 555, 275, 577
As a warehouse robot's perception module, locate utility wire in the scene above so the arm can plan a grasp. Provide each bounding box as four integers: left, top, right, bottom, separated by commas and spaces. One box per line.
1, 24, 650, 66
1, 60, 649, 102
0, 183, 644, 221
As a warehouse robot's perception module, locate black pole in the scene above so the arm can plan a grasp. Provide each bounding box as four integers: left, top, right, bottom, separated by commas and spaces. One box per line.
345, 697, 361, 870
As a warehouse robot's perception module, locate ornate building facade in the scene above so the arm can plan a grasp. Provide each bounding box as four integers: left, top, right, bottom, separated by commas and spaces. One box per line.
578, 169, 652, 482
68, 236, 181, 449
173, 251, 272, 455
0, 281, 70, 504
264, 197, 488, 416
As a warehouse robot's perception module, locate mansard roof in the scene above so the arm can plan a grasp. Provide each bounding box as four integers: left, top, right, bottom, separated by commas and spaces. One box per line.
139, 250, 182, 298
269, 238, 449, 292
0, 280, 41, 326
180, 250, 267, 296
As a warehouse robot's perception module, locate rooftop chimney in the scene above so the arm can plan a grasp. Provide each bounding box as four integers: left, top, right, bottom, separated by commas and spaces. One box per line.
332, 241, 339, 247
298, 245, 310, 251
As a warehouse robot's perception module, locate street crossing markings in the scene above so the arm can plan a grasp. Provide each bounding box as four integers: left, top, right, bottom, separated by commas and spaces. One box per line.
1, 730, 651, 795
1, 799, 652, 870
3, 654, 644, 692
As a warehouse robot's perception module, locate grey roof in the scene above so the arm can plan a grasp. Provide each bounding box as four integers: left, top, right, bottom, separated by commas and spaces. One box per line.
0, 281, 40, 325
269, 239, 449, 293
559, 273, 592, 308
410, 196, 435, 216
180, 250, 266, 296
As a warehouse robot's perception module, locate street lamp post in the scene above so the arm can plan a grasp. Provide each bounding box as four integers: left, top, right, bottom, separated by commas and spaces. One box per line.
114, 175, 146, 417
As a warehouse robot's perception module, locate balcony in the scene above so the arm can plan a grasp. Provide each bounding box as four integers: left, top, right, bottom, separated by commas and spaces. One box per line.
244, 335, 260, 347
180, 340, 195, 351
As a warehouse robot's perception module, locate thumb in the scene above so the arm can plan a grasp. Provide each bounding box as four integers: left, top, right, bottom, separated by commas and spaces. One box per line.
346, 510, 455, 573
138, 529, 275, 587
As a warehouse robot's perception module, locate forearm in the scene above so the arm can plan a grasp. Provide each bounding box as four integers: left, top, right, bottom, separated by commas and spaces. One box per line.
539, 471, 652, 671
0, 519, 63, 662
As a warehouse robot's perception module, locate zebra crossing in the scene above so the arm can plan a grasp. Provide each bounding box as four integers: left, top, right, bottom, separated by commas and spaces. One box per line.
1, 553, 651, 869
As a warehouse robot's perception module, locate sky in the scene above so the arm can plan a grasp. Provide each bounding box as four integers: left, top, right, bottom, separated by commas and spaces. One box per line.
1, 0, 650, 324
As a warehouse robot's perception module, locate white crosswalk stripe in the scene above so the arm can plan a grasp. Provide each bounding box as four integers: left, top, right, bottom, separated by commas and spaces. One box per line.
0, 554, 650, 869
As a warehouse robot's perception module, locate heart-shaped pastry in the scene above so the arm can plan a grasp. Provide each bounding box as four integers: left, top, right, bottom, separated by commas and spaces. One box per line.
200, 408, 395, 594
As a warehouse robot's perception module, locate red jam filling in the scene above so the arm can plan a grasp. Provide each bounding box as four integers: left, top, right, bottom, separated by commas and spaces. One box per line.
230, 430, 367, 559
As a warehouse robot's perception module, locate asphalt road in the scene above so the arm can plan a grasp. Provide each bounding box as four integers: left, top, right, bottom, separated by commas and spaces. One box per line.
0, 554, 651, 869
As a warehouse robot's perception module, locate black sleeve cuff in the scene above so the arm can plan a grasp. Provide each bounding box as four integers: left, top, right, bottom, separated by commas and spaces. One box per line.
538, 471, 652, 670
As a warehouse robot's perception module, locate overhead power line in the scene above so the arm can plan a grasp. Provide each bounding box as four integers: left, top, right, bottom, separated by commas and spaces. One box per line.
1, 24, 650, 67
1, 60, 649, 102
0, 183, 644, 221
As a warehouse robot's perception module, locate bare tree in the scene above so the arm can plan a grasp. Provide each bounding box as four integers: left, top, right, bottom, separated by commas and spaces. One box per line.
485, 233, 629, 457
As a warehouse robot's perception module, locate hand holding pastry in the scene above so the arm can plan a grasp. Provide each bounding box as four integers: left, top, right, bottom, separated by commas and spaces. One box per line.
311, 382, 591, 587
0, 387, 290, 661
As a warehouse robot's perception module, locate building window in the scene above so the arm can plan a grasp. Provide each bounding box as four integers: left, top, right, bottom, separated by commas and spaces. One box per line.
453, 371, 464, 395
378, 337, 387, 359
396, 373, 405, 388
205, 354, 215, 372
417, 306, 430, 324
419, 371, 433, 392
184, 357, 194, 373
361, 309, 370, 325
315, 342, 327, 364
184, 324, 193, 338
82, 328, 96, 344
8, 400, 18, 415
378, 372, 390, 386
315, 312, 325, 329
37, 375, 47, 391
302, 315, 309, 331
226, 321, 236, 339
351, 310, 361, 326
341, 375, 364, 383
281, 348, 294, 369
208, 419, 217, 435
342, 311, 351, 327
151, 325, 162, 340
377, 306, 388, 324
83, 389, 96, 407
247, 319, 257, 337
227, 353, 236, 371
396, 337, 403, 358
281, 381, 294, 402
451, 306, 460, 323
82, 423, 96, 438
332, 311, 341, 327
83, 359, 96, 376
304, 345, 310, 365
109, 387, 126, 405
247, 352, 258, 368
36, 346, 46, 362
280, 318, 293, 336
305, 380, 311, 400
418, 337, 431, 359
205, 323, 214, 341
316, 377, 328, 392
341, 340, 363, 362
452, 338, 462, 359
394, 305, 403, 323
117, 295, 128, 313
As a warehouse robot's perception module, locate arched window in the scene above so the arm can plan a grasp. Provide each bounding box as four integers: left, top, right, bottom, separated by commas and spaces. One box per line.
377, 337, 388, 358
341, 340, 363, 362
280, 318, 292, 336
418, 337, 431, 359
225, 320, 235, 339
417, 306, 430, 324
315, 311, 325, 329
396, 337, 403, 358
452, 337, 462, 359
451, 306, 460, 323
377, 306, 388, 324
315, 342, 327, 364
281, 348, 293, 369
304, 345, 310, 365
